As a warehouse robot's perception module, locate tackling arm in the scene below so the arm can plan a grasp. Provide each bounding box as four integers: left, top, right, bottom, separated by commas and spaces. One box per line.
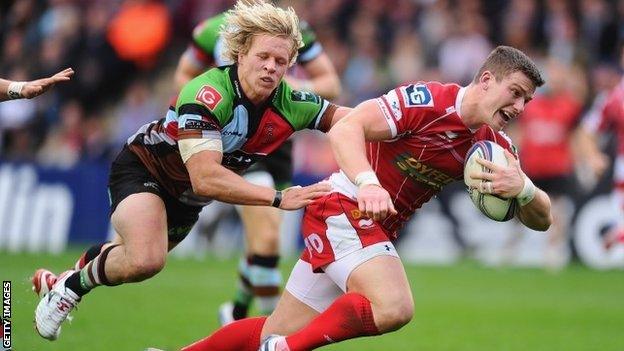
185, 148, 330, 210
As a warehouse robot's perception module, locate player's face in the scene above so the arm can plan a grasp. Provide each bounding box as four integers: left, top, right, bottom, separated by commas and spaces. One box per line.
480, 70, 535, 130
238, 34, 292, 104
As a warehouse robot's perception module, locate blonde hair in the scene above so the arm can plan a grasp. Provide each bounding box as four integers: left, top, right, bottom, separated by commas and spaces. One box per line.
221, 1, 303, 66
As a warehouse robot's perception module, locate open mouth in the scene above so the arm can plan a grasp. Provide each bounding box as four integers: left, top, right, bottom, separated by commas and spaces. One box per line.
499, 110, 513, 122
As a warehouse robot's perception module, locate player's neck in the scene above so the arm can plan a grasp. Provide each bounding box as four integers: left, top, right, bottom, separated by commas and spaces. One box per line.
459, 84, 483, 129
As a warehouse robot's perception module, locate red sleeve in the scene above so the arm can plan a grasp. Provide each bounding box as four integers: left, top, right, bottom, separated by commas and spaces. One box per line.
375, 83, 436, 138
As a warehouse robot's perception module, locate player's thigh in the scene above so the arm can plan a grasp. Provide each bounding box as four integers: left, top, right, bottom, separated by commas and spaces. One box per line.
108, 146, 169, 257
345, 255, 413, 311
262, 259, 341, 337
111, 192, 168, 257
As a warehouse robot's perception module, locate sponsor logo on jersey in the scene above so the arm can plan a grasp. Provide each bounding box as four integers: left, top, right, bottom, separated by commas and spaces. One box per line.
358, 218, 375, 229
184, 119, 218, 131
196, 85, 223, 110
351, 209, 362, 219
291, 90, 320, 104
401, 84, 434, 107
395, 153, 455, 190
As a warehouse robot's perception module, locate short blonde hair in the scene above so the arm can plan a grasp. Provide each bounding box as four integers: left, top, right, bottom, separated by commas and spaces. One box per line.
221, 1, 303, 66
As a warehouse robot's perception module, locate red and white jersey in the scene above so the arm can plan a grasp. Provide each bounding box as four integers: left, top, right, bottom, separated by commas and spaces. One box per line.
327, 82, 515, 238
583, 77, 624, 195
583, 78, 624, 156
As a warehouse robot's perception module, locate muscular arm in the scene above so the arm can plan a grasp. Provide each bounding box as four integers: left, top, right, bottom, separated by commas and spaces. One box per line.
286, 52, 341, 100
516, 189, 552, 231
186, 150, 276, 205
185, 148, 330, 209
328, 99, 392, 181
328, 100, 396, 220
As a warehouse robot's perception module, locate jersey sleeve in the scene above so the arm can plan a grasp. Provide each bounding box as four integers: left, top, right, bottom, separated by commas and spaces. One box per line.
582, 91, 617, 134
274, 82, 337, 132
375, 83, 436, 138
188, 14, 226, 68
297, 20, 323, 64
175, 69, 233, 141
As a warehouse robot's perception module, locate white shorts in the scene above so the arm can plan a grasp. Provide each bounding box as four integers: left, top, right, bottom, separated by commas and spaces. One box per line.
285, 241, 399, 312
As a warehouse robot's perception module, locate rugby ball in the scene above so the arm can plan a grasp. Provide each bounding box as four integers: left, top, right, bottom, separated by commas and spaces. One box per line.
464, 141, 517, 222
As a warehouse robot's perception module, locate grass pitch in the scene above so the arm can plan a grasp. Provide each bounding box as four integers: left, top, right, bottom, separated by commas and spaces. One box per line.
2, 249, 623, 351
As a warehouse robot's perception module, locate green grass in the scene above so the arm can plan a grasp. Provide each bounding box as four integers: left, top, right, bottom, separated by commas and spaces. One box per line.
1, 249, 623, 350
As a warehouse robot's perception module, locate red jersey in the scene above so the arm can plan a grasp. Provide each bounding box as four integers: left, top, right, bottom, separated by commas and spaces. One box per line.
519, 92, 582, 178
327, 82, 515, 238
584, 78, 624, 156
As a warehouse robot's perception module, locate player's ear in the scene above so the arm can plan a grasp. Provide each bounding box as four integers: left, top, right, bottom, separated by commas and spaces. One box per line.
480, 71, 493, 90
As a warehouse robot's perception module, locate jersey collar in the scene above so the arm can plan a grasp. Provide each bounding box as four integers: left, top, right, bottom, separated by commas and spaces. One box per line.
228, 64, 280, 110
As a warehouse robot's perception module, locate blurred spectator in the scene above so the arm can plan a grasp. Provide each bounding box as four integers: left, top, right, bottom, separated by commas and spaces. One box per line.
513, 57, 586, 270
438, 10, 492, 85
111, 78, 160, 147
576, 46, 624, 251
37, 99, 84, 168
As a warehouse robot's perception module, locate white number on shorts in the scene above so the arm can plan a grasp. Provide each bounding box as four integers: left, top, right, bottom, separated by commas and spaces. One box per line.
304, 233, 324, 255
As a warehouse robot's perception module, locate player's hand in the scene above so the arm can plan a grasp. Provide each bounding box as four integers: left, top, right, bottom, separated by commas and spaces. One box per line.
471, 150, 524, 198
357, 184, 397, 221
21, 68, 74, 99
279, 182, 331, 210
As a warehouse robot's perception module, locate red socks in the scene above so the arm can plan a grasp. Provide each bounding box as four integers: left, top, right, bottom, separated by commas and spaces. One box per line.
181, 317, 267, 351
180, 293, 379, 351
285, 292, 379, 350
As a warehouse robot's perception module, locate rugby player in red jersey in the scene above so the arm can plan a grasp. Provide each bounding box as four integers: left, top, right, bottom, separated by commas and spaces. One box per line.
577, 46, 624, 250
179, 46, 553, 351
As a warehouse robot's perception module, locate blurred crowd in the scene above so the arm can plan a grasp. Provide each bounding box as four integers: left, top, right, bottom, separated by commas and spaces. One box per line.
0, 0, 623, 179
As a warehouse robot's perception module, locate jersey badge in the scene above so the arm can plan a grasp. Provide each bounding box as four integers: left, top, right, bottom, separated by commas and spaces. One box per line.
196, 85, 223, 110
291, 90, 320, 104
401, 84, 434, 108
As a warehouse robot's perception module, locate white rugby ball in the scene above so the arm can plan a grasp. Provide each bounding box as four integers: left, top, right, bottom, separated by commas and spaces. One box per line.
464, 140, 517, 222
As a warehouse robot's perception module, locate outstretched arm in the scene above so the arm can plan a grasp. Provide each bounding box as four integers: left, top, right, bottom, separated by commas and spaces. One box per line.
185, 147, 330, 210
0, 68, 74, 102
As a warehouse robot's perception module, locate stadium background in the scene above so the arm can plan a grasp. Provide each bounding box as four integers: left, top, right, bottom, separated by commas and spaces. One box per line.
0, 0, 623, 350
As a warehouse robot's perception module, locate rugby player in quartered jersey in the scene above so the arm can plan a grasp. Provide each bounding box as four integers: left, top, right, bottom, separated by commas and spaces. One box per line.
32, 2, 349, 342
128, 65, 336, 206
173, 7, 342, 326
